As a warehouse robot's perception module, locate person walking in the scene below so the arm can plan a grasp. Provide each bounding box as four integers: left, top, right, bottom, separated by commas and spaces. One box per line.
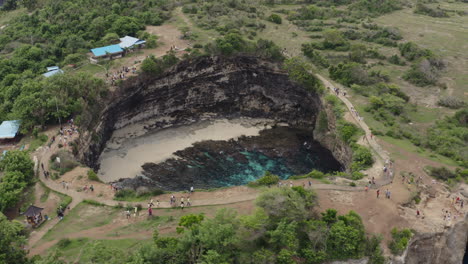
126, 210, 131, 219
90, 185, 94, 192
148, 207, 153, 216
187, 197, 191, 206
416, 210, 420, 217
190, 186, 194, 193
387, 190, 391, 199
156, 200, 160, 207
377, 189, 380, 198
180, 201, 185, 210
308, 181, 312, 188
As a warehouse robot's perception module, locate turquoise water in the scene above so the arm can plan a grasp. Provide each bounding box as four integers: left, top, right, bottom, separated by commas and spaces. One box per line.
180, 149, 337, 187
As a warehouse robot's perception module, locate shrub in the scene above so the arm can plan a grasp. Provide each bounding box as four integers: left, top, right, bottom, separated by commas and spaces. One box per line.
437, 96, 465, 109
389, 228, 412, 255
399, 42, 432, 61
414, 3, 449, 17
57, 238, 72, 248
337, 121, 362, 143
59, 195, 72, 209
351, 146, 374, 171
87, 170, 100, 182
388, 54, 406, 66
249, 171, 280, 187
425, 166, 456, 181
114, 188, 164, 201
349, 182, 357, 187
267, 14, 282, 24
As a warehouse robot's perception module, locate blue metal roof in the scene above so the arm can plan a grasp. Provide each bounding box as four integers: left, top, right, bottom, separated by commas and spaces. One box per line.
0, 120, 21, 139
90, 44, 124, 57
43, 69, 64, 78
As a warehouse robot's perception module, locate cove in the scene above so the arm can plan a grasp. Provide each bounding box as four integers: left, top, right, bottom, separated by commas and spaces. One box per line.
108, 122, 342, 191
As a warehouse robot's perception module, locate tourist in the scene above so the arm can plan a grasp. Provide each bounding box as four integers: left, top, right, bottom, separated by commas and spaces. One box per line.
83, 185, 88, 193
461, 200, 464, 208
417, 210, 420, 217
181, 197, 184, 203
90, 185, 94, 192
387, 190, 391, 199
190, 186, 194, 193
376, 189, 380, 198
308, 180, 312, 188
187, 197, 191, 206
181, 201, 185, 210
148, 207, 153, 216
289, 181, 293, 188
126, 210, 131, 219
156, 200, 160, 207
365, 186, 368, 192
385, 189, 389, 199
62, 181, 66, 189
65, 182, 69, 190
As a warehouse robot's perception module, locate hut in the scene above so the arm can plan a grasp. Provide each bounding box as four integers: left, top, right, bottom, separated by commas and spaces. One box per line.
42, 66, 64, 78
90, 44, 124, 63
24, 205, 44, 228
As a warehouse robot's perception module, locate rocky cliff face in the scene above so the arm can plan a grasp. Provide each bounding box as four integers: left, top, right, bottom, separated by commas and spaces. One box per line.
77, 55, 350, 181
393, 215, 468, 264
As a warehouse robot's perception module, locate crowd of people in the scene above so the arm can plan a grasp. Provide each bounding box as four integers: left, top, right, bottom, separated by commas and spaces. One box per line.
106, 66, 137, 86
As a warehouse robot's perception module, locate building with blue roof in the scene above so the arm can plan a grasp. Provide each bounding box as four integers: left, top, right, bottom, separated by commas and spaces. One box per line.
90, 44, 124, 58
0, 120, 21, 139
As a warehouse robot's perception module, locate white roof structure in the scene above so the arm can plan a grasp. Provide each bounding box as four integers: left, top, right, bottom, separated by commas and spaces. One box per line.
119, 36, 146, 49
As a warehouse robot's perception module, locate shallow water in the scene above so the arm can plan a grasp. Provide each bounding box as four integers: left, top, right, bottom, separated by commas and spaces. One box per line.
98, 118, 274, 182
138, 126, 342, 190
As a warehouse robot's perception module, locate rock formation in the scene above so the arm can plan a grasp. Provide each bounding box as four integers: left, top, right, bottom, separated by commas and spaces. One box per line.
77, 55, 351, 189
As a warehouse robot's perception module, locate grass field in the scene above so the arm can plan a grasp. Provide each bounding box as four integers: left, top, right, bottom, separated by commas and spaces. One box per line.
41, 203, 119, 242
375, 4, 468, 99
48, 238, 151, 263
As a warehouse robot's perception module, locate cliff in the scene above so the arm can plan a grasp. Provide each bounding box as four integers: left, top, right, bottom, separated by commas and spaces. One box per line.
77, 55, 351, 182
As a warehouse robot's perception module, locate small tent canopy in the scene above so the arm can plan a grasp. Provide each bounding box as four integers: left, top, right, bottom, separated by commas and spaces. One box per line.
24, 205, 44, 217
0, 120, 21, 139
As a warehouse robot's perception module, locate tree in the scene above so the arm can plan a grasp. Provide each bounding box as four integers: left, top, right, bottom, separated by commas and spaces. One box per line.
256, 187, 317, 223
283, 57, 323, 93
323, 29, 348, 49
0, 171, 27, 211
112, 17, 142, 37
268, 220, 299, 251
0, 213, 27, 264
0, 150, 34, 181
326, 211, 366, 259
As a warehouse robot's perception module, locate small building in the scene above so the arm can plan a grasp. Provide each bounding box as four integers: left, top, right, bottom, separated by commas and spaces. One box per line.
42, 66, 64, 78
24, 205, 44, 228
0, 120, 21, 141
90, 44, 124, 63
119, 36, 146, 50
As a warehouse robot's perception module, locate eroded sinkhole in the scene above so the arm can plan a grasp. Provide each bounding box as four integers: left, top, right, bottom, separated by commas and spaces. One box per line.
97, 118, 341, 191
81, 56, 345, 191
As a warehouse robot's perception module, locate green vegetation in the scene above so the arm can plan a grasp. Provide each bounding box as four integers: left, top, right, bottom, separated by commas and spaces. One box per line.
0, 150, 34, 212
388, 228, 412, 255
87, 170, 100, 182
248, 171, 280, 187
267, 14, 283, 24
425, 108, 468, 167
114, 189, 164, 202
0, 213, 28, 264
425, 166, 467, 185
